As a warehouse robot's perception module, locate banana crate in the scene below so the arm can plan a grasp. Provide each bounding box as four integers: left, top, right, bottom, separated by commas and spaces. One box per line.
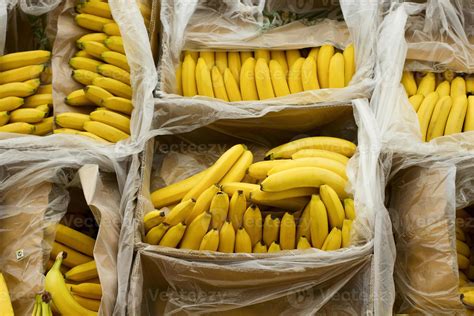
0, 158, 123, 316
372, 1, 474, 155
155, 0, 377, 109
119, 100, 393, 315
387, 154, 474, 314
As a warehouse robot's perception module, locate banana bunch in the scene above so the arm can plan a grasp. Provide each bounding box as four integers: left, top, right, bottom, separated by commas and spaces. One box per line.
45, 224, 101, 314
0, 50, 54, 135
176, 44, 355, 101
56, 0, 140, 143
146, 136, 356, 253
31, 292, 53, 316
401, 71, 474, 141
0, 272, 14, 315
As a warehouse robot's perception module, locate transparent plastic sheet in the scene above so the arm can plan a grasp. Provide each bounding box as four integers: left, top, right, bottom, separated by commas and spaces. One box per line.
156, 0, 378, 107
371, 1, 474, 158
117, 99, 395, 315
18, 0, 61, 16
0, 151, 127, 315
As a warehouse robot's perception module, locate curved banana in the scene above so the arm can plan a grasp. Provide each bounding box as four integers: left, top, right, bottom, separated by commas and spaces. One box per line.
255, 50, 270, 63
180, 211, 211, 250
10, 108, 45, 123
451, 76, 466, 98
104, 36, 125, 54
0, 50, 50, 71
288, 57, 304, 94
220, 150, 253, 184
243, 205, 263, 247
200, 51, 215, 70
426, 96, 452, 141
101, 51, 130, 72
321, 227, 342, 251
210, 192, 229, 230
93, 77, 132, 99
211, 66, 229, 101
253, 241, 268, 253
55, 224, 95, 256
228, 190, 247, 231
145, 223, 169, 245
268, 241, 281, 253
228, 52, 241, 84
82, 41, 110, 59
77, 32, 108, 48
221, 182, 259, 200
297, 236, 312, 249
255, 58, 275, 100
215, 52, 227, 74
309, 195, 329, 249
444, 95, 468, 136
301, 56, 319, 91
69, 283, 102, 300
84, 85, 114, 106
83, 121, 129, 143
297, 202, 311, 240
0, 64, 44, 84
103, 22, 121, 36
459, 253, 470, 269
0, 96, 24, 111
223, 68, 242, 102
0, 112, 9, 127
328, 52, 344, 88
66, 89, 92, 107
235, 227, 252, 253
263, 214, 280, 247
164, 199, 195, 226
77, 0, 111, 18
248, 160, 289, 180
0, 122, 35, 134
0, 82, 37, 98
266, 136, 356, 159
417, 91, 439, 141
343, 198, 356, 220
0, 273, 13, 316
76, 13, 113, 32
240, 57, 258, 101
33, 117, 54, 136
102, 97, 133, 114
269, 59, 290, 97
270, 50, 288, 77
317, 45, 334, 89
97, 64, 130, 85
73, 69, 102, 86
218, 221, 236, 253
343, 44, 355, 86
195, 58, 214, 98
267, 157, 347, 180
408, 94, 424, 112
185, 184, 220, 225
417, 72, 435, 96
199, 229, 219, 251
285, 50, 301, 70
55, 112, 90, 130
65, 260, 98, 282
250, 187, 315, 204
90, 109, 130, 134
435, 80, 450, 97
341, 219, 352, 248
320, 185, 345, 229
465, 96, 474, 132
280, 212, 296, 250
159, 223, 186, 247
144, 210, 166, 232
69, 57, 103, 73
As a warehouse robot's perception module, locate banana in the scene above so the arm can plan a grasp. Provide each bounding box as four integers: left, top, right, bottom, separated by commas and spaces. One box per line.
268, 241, 281, 253
269, 60, 290, 97
0, 82, 37, 98
266, 136, 356, 159
200, 52, 215, 70
0, 112, 9, 126
280, 212, 296, 250
218, 221, 236, 253
417, 91, 439, 141
23, 78, 41, 90
255, 196, 309, 211
320, 184, 345, 229
426, 96, 452, 141
72, 295, 100, 312
33, 117, 54, 136
343, 44, 355, 86
288, 57, 304, 94
93, 77, 132, 99
241, 205, 261, 247
55, 113, 90, 130
267, 157, 347, 180
0, 50, 51, 71
408, 94, 424, 112
69, 57, 103, 73
182, 54, 197, 97
97, 64, 130, 85
297, 236, 312, 249
45, 253, 97, 316
221, 182, 259, 200
240, 57, 258, 101
227, 52, 241, 84
220, 150, 253, 184
451, 76, 466, 98
145, 223, 169, 245
223, 68, 242, 102
459, 253, 470, 269
307, 47, 319, 60
84, 85, 114, 106
263, 214, 280, 247
240, 51, 253, 64
466, 76, 474, 93
77, 33, 108, 48
10, 108, 45, 123
445, 95, 468, 136
0, 64, 44, 84
328, 52, 344, 88
69, 283, 102, 300
32, 294, 41, 316
54, 128, 82, 136
343, 198, 356, 220
286, 50, 301, 69
0, 273, 13, 316
341, 219, 352, 248
248, 160, 288, 180
250, 187, 315, 205
458, 239, 471, 257
180, 211, 211, 250
101, 51, 130, 72
210, 191, 229, 230
195, 58, 214, 98
456, 226, 466, 242
253, 241, 268, 253
55, 224, 95, 256
82, 41, 110, 59
102, 96, 133, 114
401, 71, 417, 96
176, 62, 183, 95
297, 203, 311, 240
228, 190, 247, 231
443, 70, 455, 82
255, 50, 270, 63
103, 22, 121, 36
90, 109, 130, 133
185, 184, 220, 225
76, 13, 114, 32
23, 94, 52, 108
322, 227, 342, 251
417, 72, 435, 96
104, 36, 125, 54
199, 229, 219, 251
159, 223, 186, 247
183, 144, 246, 200
83, 121, 129, 142
76, 50, 95, 58
235, 227, 252, 253
51, 242, 93, 268
144, 210, 165, 232
77, 0, 112, 18
0, 96, 24, 111
261, 167, 347, 199
317, 45, 334, 89
0, 122, 35, 134
461, 291, 474, 308
38, 84, 52, 94
215, 52, 227, 74
211, 66, 229, 101
184, 51, 198, 64
464, 96, 474, 132
436, 80, 450, 97
271, 51, 288, 77
66, 89, 92, 106
255, 58, 275, 100
164, 199, 195, 226
73, 69, 103, 86
301, 56, 319, 91
309, 195, 329, 248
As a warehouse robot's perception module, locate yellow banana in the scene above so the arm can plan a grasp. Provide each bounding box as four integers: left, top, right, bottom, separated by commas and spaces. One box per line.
328, 52, 344, 88
215, 52, 227, 74
240, 51, 253, 64
240, 57, 258, 101
458, 239, 471, 257
248, 160, 288, 180
55, 224, 95, 256
72, 69, 103, 86
210, 191, 229, 230
266, 136, 356, 159
297, 203, 311, 240
317, 45, 334, 89
341, 219, 352, 248
10, 108, 45, 123
164, 199, 195, 226
199, 229, 219, 251
0, 50, 51, 71
436, 80, 450, 97
227, 52, 241, 84
66, 89, 92, 106
461, 290, 474, 308
93, 77, 132, 99
97, 64, 130, 85
218, 221, 236, 253
417, 91, 439, 141
196, 58, 214, 98
51, 242, 93, 268
443, 70, 455, 82
0, 96, 24, 111
55, 113, 90, 130
221, 182, 259, 200
417, 72, 435, 96
184, 51, 198, 64
69, 57, 103, 73
308, 47, 319, 60
408, 94, 424, 112
320, 185, 345, 229
459, 253, 470, 269
263, 214, 280, 247
286, 50, 301, 69
228, 190, 247, 231
33, 117, 54, 136
288, 57, 304, 94
38, 84, 52, 94
144, 210, 165, 232
211, 66, 229, 101
102, 96, 133, 114
401, 71, 417, 96
280, 212, 296, 250
103, 22, 121, 36
269, 59, 290, 97
0, 112, 9, 126
159, 223, 186, 247
250, 187, 315, 206
256, 196, 309, 211
185, 184, 220, 225
84, 85, 114, 106
200, 51, 215, 70
76, 33, 108, 49
235, 227, 252, 253
176, 62, 183, 95
255, 49, 270, 63
268, 241, 281, 253
255, 58, 275, 100
23, 78, 41, 90
242, 205, 262, 247
343, 44, 355, 86
75, 50, 95, 58
301, 56, 319, 91
82, 41, 110, 59
451, 76, 466, 98
310, 195, 330, 248
182, 54, 197, 97
253, 241, 268, 253
76, 13, 114, 32
83, 121, 129, 142
270, 50, 288, 77
69, 283, 102, 300
145, 223, 169, 245
267, 157, 347, 180
101, 51, 130, 71
0, 82, 37, 98
343, 198, 356, 220
0, 122, 35, 134
23, 93, 52, 108
0, 273, 13, 316
104, 36, 125, 54
220, 150, 253, 184
464, 96, 474, 132
72, 295, 100, 312
321, 227, 342, 251
0, 64, 44, 84
180, 211, 211, 250
77, 0, 112, 18
223, 68, 242, 102
297, 236, 312, 249
90, 109, 130, 133
426, 96, 452, 141
45, 253, 97, 316
445, 95, 468, 136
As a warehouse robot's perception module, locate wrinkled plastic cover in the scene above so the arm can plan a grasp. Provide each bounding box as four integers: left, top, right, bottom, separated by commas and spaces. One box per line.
17, 0, 61, 16
372, 1, 474, 158
116, 99, 395, 315
156, 0, 378, 106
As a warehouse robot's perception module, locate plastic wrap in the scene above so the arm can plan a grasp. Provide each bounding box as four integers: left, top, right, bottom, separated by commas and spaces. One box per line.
156, 0, 378, 107
116, 99, 395, 315
18, 0, 61, 16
